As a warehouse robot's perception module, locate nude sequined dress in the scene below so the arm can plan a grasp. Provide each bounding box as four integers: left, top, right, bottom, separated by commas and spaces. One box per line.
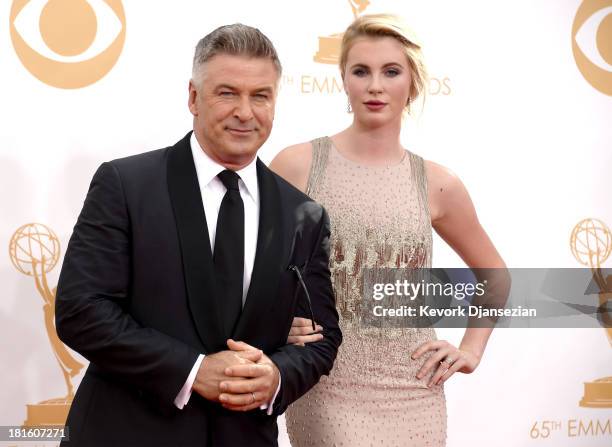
285, 137, 447, 447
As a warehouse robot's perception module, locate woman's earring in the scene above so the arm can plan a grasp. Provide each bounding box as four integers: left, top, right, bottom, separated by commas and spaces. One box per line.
347, 99, 352, 113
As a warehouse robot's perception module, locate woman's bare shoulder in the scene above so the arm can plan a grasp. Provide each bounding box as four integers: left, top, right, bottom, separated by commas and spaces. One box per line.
424, 159, 461, 190
424, 159, 469, 222
269, 141, 314, 193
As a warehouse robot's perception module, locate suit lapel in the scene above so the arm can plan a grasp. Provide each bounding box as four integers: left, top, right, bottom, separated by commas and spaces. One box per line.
233, 160, 284, 340
167, 133, 225, 353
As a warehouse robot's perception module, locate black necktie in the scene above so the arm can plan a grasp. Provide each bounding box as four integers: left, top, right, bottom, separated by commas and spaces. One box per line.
214, 170, 244, 337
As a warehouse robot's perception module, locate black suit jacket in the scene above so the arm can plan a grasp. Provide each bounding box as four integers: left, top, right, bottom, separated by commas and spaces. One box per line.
55, 133, 341, 447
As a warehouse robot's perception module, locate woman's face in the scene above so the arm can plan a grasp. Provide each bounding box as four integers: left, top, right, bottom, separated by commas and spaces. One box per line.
343, 36, 412, 127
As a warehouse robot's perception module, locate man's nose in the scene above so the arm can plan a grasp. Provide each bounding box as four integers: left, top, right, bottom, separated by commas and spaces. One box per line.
234, 96, 254, 121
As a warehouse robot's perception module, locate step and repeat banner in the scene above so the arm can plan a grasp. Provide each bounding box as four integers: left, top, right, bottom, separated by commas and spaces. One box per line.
1, 1, 611, 446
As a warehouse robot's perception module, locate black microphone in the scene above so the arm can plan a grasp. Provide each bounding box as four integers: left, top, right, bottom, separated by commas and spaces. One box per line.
288, 263, 317, 332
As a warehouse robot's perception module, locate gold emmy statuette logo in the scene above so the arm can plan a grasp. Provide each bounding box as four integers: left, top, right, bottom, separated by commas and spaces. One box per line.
9, 223, 84, 425
570, 218, 612, 408
313, 0, 370, 64
572, 0, 612, 95
10, 0, 126, 89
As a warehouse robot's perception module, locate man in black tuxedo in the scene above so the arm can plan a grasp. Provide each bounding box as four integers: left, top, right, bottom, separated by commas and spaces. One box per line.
55, 24, 341, 447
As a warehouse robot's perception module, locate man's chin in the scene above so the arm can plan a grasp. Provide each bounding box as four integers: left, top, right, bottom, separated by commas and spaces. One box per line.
219, 147, 259, 168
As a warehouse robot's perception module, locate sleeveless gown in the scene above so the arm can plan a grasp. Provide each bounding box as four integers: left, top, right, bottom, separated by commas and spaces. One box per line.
285, 137, 447, 446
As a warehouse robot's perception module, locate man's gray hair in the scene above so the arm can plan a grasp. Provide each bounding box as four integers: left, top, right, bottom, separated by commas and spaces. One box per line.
192, 23, 282, 83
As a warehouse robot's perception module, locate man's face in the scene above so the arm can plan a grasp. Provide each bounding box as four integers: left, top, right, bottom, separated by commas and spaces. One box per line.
188, 54, 279, 169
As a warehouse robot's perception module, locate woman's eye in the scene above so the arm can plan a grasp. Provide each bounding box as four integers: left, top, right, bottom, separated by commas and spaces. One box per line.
352, 68, 367, 76
386, 69, 400, 77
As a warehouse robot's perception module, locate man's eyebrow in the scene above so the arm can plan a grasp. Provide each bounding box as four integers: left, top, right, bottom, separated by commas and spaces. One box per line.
213, 84, 274, 93
215, 84, 237, 91
253, 86, 274, 94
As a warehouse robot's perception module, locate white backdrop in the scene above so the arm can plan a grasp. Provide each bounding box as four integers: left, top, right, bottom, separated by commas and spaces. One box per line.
1, 1, 611, 446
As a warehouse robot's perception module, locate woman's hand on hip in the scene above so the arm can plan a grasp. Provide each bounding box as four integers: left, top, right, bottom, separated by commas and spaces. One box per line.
412, 340, 481, 387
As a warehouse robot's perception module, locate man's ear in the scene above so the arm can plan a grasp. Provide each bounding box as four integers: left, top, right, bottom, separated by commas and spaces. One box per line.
188, 79, 198, 116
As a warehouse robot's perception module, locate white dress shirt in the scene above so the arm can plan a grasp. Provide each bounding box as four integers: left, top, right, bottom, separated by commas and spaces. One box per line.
174, 132, 278, 414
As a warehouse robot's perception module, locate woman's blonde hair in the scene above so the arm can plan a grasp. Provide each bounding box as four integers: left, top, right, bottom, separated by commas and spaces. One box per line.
339, 14, 427, 112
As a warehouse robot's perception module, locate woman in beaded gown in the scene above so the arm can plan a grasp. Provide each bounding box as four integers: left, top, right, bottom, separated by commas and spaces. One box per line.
270, 14, 506, 447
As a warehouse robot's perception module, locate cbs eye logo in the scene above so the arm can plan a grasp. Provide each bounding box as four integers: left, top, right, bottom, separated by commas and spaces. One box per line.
9, 0, 126, 89
572, 0, 612, 96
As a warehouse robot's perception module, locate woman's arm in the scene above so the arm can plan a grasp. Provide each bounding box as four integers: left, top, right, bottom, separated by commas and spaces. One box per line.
271, 143, 328, 346
413, 160, 508, 386
269, 142, 313, 193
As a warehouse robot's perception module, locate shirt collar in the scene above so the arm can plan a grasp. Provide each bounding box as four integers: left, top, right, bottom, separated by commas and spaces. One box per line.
190, 131, 259, 203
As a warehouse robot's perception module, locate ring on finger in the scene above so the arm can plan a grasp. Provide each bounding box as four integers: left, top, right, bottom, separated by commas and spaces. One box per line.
440, 356, 455, 366
251, 392, 256, 404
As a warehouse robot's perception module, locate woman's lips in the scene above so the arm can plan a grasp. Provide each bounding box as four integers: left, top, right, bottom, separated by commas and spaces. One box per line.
364, 101, 386, 111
